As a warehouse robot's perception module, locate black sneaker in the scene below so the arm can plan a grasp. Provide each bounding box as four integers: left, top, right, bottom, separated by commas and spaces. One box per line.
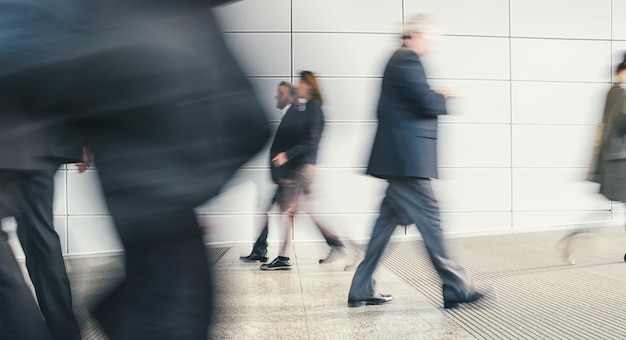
260, 256, 292, 270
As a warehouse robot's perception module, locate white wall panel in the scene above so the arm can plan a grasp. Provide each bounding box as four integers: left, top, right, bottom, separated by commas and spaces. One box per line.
512, 168, 609, 211
46, 0, 626, 252
612, 41, 626, 68
316, 123, 377, 168
435, 169, 511, 213
67, 216, 121, 254
293, 33, 398, 77
424, 36, 509, 80
512, 82, 609, 125
293, 213, 398, 241
66, 170, 108, 215
407, 212, 512, 236
214, 0, 291, 32
513, 210, 612, 230
512, 125, 596, 168
293, 0, 402, 33
201, 214, 261, 244
511, 39, 611, 82
613, 0, 626, 40
197, 179, 257, 214
222, 33, 291, 77
439, 124, 511, 168
53, 170, 67, 216
404, 0, 509, 37
511, 0, 611, 39
432, 80, 511, 124
305, 169, 386, 214
317, 78, 381, 122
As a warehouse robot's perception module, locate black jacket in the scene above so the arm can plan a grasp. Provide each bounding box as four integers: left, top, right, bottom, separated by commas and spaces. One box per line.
270, 100, 324, 183
367, 47, 447, 179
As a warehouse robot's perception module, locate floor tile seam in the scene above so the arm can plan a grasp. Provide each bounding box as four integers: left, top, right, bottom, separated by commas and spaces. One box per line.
293, 254, 315, 340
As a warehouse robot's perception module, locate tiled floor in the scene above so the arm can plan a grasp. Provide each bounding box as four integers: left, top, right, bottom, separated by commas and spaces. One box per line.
46, 226, 626, 339
212, 226, 626, 340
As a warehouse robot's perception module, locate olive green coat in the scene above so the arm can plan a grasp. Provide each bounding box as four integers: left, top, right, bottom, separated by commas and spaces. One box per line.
589, 84, 626, 201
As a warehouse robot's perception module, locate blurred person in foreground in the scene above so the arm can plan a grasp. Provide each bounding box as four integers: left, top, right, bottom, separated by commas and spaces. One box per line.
241, 80, 346, 266
0, 1, 270, 339
347, 14, 483, 308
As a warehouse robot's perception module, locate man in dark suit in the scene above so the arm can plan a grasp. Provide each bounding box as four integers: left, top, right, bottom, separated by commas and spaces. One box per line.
0, 1, 270, 338
347, 14, 483, 309
12, 132, 84, 340
240, 81, 298, 263
0, 112, 54, 339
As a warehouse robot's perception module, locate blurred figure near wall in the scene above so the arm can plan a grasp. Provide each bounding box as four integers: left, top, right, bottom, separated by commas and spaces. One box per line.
0, 1, 270, 339
347, 14, 483, 309
587, 53, 626, 205
576, 52, 626, 262
256, 72, 346, 271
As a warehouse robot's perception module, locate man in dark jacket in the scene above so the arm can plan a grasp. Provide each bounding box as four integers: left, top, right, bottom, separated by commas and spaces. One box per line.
240, 81, 298, 263
13, 131, 84, 340
347, 14, 483, 309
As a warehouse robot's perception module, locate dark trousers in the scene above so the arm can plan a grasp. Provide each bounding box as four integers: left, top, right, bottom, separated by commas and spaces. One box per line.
0, 171, 51, 340
348, 177, 473, 301
14, 161, 81, 340
251, 178, 342, 252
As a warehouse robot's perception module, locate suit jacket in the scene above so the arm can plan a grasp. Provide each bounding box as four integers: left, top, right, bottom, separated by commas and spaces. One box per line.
367, 46, 447, 179
270, 100, 324, 183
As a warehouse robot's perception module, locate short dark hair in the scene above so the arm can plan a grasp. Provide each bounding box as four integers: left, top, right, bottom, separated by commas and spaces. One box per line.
617, 52, 626, 74
278, 81, 297, 98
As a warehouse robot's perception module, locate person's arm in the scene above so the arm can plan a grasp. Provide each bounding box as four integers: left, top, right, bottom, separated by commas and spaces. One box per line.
76, 146, 94, 173
394, 53, 447, 116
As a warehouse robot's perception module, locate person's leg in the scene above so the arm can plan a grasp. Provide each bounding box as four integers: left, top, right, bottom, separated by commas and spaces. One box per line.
261, 183, 298, 270
347, 190, 397, 304
389, 178, 480, 307
240, 190, 276, 262
15, 162, 82, 340
0, 171, 51, 340
93, 209, 212, 339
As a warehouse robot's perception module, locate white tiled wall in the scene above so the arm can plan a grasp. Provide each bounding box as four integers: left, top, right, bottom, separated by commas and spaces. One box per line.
19, 0, 626, 255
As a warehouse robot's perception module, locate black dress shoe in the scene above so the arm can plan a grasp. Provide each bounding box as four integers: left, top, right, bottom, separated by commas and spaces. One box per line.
239, 249, 268, 262
260, 256, 292, 270
443, 291, 484, 309
347, 294, 393, 307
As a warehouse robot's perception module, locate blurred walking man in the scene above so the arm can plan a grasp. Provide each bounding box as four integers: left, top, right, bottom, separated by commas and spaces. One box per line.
347, 14, 483, 309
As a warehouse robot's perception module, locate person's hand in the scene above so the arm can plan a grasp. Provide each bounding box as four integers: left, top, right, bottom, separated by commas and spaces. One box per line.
271, 152, 289, 167
434, 88, 455, 100
76, 146, 94, 173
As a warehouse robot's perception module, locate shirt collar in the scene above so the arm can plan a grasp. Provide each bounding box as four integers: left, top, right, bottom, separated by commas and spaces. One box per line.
281, 104, 292, 116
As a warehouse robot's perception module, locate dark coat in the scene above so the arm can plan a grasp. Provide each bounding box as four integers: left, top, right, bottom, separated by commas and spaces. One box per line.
367, 47, 447, 179
589, 84, 626, 201
270, 100, 324, 183
0, 1, 271, 208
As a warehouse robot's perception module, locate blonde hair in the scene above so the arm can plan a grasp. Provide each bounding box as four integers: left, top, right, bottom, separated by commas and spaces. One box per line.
402, 14, 440, 42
